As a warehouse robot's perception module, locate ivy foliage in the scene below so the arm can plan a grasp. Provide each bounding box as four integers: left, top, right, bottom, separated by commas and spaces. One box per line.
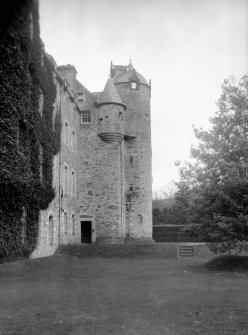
0, 0, 61, 262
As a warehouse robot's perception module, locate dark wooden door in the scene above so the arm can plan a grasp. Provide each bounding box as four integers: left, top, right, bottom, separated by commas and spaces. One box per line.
81, 221, 92, 243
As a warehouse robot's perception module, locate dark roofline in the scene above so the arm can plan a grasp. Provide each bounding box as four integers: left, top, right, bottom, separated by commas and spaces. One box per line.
114, 81, 151, 89
96, 101, 126, 110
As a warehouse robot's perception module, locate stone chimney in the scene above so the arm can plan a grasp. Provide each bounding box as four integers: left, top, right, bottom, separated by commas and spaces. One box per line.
57, 64, 77, 94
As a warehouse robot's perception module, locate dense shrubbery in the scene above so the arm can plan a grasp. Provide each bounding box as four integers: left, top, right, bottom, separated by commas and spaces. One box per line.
0, 0, 60, 262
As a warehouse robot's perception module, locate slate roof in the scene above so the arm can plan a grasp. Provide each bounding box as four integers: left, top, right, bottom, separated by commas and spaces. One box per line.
97, 78, 125, 108
113, 68, 149, 86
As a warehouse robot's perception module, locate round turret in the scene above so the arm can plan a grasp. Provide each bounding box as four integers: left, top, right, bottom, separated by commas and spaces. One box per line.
96, 78, 126, 143
111, 61, 153, 242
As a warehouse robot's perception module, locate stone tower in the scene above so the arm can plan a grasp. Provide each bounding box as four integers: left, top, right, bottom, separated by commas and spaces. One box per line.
94, 78, 126, 243
111, 61, 153, 242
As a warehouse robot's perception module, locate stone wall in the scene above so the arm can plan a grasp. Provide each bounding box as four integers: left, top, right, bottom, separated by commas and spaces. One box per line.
77, 99, 126, 243
116, 83, 153, 241
32, 64, 81, 258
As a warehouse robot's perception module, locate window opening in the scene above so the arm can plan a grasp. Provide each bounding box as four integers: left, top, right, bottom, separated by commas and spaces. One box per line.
72, 170, 76, 197
49, 215, 54, 245
72, 215, 76, 235
64, 121, 69, 146
131, 82, 137, 89
72, 129, 76, 151
64, 165, 68, 194
64, 212, 68, 234
78, 93, 85, 101
81, 111, 91, 124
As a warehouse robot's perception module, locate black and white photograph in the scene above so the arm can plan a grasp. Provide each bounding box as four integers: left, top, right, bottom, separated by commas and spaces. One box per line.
0, 0, 248, 334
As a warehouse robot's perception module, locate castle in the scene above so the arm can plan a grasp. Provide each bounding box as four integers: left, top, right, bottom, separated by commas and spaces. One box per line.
32, 54, 153, 257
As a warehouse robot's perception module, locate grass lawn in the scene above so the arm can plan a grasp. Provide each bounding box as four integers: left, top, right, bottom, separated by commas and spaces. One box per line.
0, 252, 248, 335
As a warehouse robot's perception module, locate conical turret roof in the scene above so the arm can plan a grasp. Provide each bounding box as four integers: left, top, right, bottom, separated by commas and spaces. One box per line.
97, 77, 126, 109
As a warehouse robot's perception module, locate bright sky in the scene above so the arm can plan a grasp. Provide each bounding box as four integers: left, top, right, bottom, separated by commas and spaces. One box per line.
39, 0, 248, 193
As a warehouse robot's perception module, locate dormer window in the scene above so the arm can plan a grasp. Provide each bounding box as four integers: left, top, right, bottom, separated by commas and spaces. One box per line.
78, 93, 85, 102
131, 82, 137, 90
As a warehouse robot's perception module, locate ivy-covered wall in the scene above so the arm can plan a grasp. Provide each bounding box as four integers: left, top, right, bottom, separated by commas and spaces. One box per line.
0, 0, 61, 262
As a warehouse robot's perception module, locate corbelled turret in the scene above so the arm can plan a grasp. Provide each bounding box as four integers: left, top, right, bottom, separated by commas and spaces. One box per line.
96, 78, 126, 143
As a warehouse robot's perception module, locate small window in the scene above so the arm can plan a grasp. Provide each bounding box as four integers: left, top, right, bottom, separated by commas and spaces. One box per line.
78, 93, 85, 101
49, 215, 54, 245
64, 164, 69, 194
72, 170, 76, 197
64, 121, 69, 146
81, 111, 91, 124
64, 212, 68, 234
119, 112, 123, 120
131, 82, 137, 89
72, 215, 76, 235
130, 156, 133, 165
71, 129, 76, 151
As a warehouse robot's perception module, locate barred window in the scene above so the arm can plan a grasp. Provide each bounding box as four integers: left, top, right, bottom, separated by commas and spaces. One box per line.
81, 111, 91, 124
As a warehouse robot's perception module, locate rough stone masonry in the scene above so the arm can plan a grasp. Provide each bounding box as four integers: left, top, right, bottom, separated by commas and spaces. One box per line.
32, 57, 153, 258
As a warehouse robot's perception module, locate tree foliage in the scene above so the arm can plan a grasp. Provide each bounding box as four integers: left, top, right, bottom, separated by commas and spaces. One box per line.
152, 184, 188, 226
176, 75, 248, 254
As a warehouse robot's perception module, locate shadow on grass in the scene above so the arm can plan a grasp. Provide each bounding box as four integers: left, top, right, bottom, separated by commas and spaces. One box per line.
205, 255, 248, 272
187, 255, 248, 274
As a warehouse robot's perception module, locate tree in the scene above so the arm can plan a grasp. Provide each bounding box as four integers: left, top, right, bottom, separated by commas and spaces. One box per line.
152, 182, 189, 225
175, 75, 248, 254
